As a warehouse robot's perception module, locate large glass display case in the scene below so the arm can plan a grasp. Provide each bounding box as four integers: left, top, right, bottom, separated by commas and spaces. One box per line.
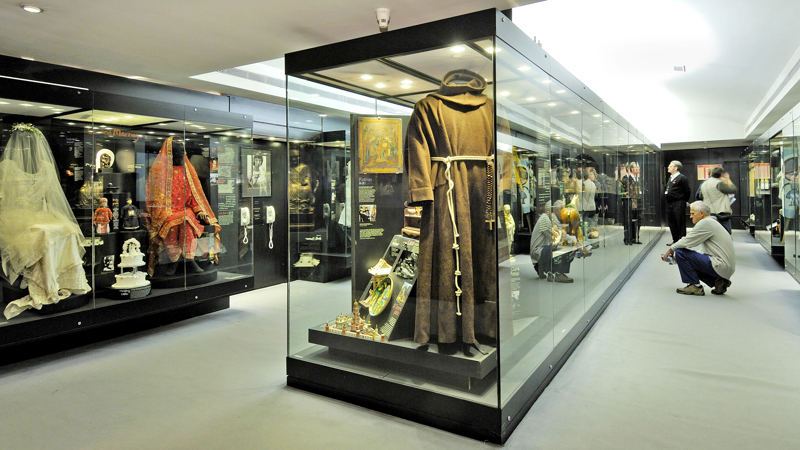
752, 113, 793, 257
284, 9, 662, 443
740, 147, 755, 235
0, 78, 253, 345
781, 118, 798, 277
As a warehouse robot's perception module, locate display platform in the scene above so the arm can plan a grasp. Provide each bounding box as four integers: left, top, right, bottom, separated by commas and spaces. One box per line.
755, 229, 785, 258
309, 325, 496, 386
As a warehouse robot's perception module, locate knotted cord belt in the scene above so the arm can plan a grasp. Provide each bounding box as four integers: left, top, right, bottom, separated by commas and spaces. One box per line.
430, 154, 494, 316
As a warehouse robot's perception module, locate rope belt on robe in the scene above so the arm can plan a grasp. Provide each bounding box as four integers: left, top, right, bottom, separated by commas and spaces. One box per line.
430, 154, 494, 316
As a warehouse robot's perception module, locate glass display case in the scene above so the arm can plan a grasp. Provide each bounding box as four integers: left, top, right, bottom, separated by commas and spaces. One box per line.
740, 147, 755, 235
0, 79, 253, 345
284, 9, 663, 443
753, 117, 791, 256
781, 118, 798, 277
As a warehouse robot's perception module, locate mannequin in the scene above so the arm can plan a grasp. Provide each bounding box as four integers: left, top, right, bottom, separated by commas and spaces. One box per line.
122, 198, 140, 230
93, 197, 113, 233
145, 137, 220, 276
0, 123, 91, 319
406, 69, 497, 346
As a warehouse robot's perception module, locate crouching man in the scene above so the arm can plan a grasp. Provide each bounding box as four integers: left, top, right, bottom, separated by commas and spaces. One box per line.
662, 201, 735, 295
530, 200, 574, 283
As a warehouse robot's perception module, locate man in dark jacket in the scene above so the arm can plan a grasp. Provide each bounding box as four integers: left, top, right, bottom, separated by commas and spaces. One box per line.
665, 160, 691, 245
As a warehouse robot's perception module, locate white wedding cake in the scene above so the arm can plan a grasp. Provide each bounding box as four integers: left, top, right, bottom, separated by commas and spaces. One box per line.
112, 238, 150, 294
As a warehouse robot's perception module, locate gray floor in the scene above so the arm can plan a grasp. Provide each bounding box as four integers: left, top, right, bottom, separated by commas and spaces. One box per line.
1, 230, 799, 449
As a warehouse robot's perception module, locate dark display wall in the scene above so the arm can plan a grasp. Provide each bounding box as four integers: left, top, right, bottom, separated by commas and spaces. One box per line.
663, 147, 747, 229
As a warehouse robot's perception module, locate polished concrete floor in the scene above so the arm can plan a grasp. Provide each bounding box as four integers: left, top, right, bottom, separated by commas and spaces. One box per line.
1, 230, 799, 449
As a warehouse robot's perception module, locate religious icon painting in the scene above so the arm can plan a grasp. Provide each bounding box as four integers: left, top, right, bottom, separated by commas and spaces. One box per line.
357, 117, 403, 174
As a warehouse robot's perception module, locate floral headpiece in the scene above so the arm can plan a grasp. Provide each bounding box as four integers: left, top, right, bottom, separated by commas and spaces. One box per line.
12, 123, 37, 133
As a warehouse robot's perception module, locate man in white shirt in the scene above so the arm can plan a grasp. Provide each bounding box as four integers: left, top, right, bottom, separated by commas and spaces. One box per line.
662, 201, 735, 295
698, 166, 736, 234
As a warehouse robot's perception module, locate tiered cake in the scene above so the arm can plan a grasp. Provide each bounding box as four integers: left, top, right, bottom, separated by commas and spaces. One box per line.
111, 238, 151, 298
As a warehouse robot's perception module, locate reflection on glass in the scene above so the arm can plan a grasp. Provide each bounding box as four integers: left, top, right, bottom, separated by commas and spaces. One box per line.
754, 136, 783, 251
781, 121, 798, 276
0, 94, 253, 326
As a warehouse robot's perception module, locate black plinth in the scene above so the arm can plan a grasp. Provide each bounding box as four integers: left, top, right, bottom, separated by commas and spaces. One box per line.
29, 293, 92, 316
150, 268, 218, 289
308, 325, 497, 381
2, 285, 91, 316
107, 284, 152, 300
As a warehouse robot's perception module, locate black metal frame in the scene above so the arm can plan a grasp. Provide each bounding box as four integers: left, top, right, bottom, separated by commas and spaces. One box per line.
285, 8, 662, 443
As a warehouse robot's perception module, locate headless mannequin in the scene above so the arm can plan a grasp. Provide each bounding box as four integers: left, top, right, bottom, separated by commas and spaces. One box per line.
165, 144, 205, 276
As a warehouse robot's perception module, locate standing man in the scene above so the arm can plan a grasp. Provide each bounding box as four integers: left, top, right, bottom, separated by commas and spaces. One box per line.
663, 201, 735, 295
621, 163, 642, 245
699, 166, 736, 234
665, 160, 691, 246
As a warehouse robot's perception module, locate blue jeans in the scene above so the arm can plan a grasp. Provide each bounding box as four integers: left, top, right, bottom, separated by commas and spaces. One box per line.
674, 248, 722, 286
534, 245, 573, 276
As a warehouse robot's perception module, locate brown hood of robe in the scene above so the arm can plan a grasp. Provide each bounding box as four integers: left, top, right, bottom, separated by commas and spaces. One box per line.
428, 69, 488, 108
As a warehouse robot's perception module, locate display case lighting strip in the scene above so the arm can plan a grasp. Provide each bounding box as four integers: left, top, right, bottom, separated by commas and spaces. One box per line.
0, 75, 89, 91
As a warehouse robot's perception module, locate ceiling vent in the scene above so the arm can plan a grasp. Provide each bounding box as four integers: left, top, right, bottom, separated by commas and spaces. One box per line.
674, 65, 686, 72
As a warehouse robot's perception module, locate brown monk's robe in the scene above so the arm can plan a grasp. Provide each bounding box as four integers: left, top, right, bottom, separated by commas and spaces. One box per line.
406, 69, 497, 344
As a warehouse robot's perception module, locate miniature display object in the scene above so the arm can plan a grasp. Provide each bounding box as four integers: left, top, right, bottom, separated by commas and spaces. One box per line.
368, 259, 392, 276
367, 277, 393, 316
111, 238, 151, 298
93, 197, 114, 234
77, 179, 104, 207
394, 253, 417, 279
560, 199, 582, 245
294, 252, 320, 267
96, 148, 114, 172
324, 302, 387, 342
122, 198, 140, 230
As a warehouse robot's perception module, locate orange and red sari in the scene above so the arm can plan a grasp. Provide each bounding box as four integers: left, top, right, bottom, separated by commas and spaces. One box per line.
145, 137, 221, 276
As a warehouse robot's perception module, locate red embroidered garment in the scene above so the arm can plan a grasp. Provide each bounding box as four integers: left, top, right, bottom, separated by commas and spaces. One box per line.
146, 137, 221, 276
92, 207, 113, 225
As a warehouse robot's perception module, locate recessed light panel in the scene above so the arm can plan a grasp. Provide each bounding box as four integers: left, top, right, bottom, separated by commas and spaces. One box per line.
21, 5, 42, 14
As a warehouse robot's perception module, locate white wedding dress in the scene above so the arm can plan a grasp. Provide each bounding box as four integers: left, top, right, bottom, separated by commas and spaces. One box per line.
0, 125, 91, 319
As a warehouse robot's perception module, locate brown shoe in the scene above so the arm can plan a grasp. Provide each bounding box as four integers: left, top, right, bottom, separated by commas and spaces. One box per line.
677, 284, 704, 296
534, 263, 546, 279
711, 278, 731, 295
554, 273, 574, 283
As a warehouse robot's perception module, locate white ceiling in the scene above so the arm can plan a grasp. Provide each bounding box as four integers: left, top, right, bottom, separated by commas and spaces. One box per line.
1, 0, 799, 148
513, 0, 800, 148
